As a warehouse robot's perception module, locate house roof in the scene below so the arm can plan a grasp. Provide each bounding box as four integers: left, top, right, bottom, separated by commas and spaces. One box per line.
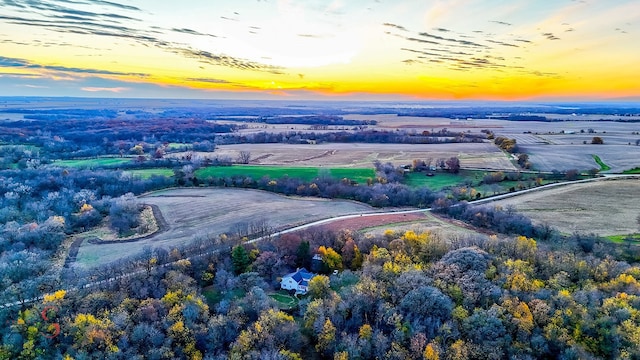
284, 268, 315, 285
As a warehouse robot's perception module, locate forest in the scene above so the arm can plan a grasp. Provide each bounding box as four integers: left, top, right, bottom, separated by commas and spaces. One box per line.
0, 102, 639, 359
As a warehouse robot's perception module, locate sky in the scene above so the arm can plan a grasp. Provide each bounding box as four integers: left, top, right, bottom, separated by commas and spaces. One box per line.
0, 0, 639, 101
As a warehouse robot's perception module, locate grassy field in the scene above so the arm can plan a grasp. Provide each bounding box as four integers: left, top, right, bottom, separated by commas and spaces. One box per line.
195, 165, 375, 183
126, 168, 174, 179
605, 234, 640, 245
404, 171, 476, 190
491, 179, 640, 237
53, 157, 134, 168
404, 169, 552, 195
592, 155, 611, 171
74, 188, 374, 268
269, 292, 299, 310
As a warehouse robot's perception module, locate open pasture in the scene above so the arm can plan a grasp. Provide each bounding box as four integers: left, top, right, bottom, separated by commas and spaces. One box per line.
52, 157, 135, 168
74, 188, 374, 268
520, 144, 640, 172
195, 165, 375, 183
490, 179, 640, 236
212, 142, 516, 170
125, 168, 174, 179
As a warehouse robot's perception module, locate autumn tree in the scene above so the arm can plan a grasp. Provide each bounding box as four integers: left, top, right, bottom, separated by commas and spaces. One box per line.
446, 157, 461, 174
317, 246, 343, 272
591, 136, 604, 144
231, 309, 302, 357
307, 275, 331, 299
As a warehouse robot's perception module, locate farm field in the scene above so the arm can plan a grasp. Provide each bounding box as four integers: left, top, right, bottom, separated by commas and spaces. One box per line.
194, 165, 375, 183
519, 144, 640, 172
490, 178, 640, 236
362, 212, 486, 239
73, 188, 375, 268
125, 168, 174, 179
343, 115, 640, 173
52, 157, 135, 168
317, 210, 484, 240
210, 142, 517, 170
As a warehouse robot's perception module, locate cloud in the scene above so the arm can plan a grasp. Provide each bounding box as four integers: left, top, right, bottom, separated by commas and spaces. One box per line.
171, 28, 218, 38
486, 39, 519, 47
81, 86, 129, 92
405, 37, 440, 45
185, 77, 232, 84
297, 34, 326, 38
542, 32, 561, 40
177, 49, 285, 74
490, 20, 512, 26
418, 32, 487, 48
0, 0, 285, 75
0, 55, 149, 77
382, 22, 408, 31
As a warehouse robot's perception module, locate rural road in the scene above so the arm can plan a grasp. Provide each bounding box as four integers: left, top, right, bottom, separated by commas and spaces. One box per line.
2, 174, 637, 309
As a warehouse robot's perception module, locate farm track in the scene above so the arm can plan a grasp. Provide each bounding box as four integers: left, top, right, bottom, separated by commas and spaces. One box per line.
2, 174, 638, 309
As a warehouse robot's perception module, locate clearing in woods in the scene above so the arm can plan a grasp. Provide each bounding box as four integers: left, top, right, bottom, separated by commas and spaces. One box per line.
73, 188, 375, 268
490, 178, 640, 237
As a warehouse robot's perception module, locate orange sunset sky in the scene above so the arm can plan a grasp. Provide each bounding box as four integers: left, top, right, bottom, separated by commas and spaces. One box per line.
0, 0, 639, 100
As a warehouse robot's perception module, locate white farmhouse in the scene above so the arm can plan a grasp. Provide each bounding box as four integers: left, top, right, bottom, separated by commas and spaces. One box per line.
280, 268, 316, 295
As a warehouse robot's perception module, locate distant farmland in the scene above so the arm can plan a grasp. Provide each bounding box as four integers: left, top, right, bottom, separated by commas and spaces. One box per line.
73, 188, 375, 268
194, 142, 517, 170
491, 178, 640, 236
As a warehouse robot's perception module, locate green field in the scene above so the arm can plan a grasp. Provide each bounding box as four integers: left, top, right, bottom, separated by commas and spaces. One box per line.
195, 165, 375, 183
167, 143, 193, 150
126, 168, 174, 179
405, 171, 465, 190
605, 234, 640, 245
592, 154, 611, 171
53, 157, 134, 168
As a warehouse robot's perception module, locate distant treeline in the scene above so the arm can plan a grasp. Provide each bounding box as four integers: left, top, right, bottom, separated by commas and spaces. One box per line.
217, 129, 486, 145
210, 115, 377, 126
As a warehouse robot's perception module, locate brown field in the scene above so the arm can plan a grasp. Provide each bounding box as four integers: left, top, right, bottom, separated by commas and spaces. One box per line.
74, 188, 374, 268
317, 212, 429, 232
491, 178, 640, 236
319, 211, 484, 240
206, 142, 517, 170
519, 144, 640, 173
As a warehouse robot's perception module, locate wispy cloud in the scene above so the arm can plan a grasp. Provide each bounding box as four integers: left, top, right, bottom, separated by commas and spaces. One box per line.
542, 32, 561, 40
185, 77, 232, 84
0, 0, 284, 75
81, 86, 129, 92
0, 55, 148, 77
382, 22, 408, 31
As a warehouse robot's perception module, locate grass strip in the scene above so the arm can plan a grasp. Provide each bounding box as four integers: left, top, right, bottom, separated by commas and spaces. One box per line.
591, 154, 611, 171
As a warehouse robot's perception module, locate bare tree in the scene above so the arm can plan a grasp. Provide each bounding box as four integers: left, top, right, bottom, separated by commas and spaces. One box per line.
446, 157, 461, 174
237, 151, 251, 164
